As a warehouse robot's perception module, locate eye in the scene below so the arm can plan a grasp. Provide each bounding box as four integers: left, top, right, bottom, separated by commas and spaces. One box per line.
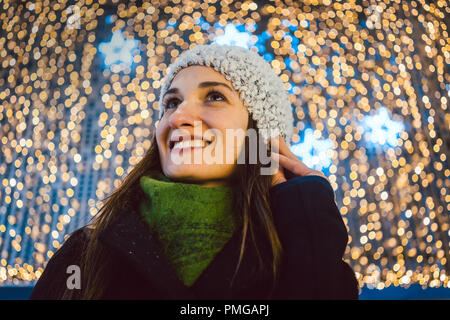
205, 89, 227, 103
162, 97, 180, 110
162, 89, 227, 110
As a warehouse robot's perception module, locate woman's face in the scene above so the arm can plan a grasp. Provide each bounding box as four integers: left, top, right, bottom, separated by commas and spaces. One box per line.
156, 65, 249, 187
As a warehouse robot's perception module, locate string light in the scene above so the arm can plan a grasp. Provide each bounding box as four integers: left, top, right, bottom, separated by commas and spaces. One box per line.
0, 0, 448, 292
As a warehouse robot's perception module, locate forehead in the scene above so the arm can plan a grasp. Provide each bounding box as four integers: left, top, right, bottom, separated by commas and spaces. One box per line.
170, 65, 234, 90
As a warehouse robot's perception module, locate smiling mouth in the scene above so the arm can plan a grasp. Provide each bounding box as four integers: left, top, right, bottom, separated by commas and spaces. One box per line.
169, 139, 213, 151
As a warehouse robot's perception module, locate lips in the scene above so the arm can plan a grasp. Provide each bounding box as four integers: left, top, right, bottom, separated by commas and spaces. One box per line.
168, 134, 213, 150
172, 139, 211, 150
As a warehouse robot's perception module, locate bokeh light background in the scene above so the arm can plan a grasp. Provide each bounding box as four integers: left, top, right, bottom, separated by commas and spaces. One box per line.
0, 0, 449, 296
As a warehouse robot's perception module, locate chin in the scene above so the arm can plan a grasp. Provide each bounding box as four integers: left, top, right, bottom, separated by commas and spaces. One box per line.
163, 164, 208, 179
162, 165, 229, 186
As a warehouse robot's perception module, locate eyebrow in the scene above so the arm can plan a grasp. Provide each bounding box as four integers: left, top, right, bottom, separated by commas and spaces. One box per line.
163, 81, 234, 98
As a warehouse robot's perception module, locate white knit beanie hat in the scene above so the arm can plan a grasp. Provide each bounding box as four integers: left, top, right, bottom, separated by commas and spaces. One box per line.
158, 43, 294, 147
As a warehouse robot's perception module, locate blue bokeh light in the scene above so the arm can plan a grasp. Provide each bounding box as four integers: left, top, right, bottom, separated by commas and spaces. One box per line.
362, 106, 405, 148
290, 128, 334, 171
98, 30, 139, 68
213, 23, 252, 48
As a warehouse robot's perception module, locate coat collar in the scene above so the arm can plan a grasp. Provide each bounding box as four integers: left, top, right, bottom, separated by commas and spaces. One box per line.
97, 200, 271, 299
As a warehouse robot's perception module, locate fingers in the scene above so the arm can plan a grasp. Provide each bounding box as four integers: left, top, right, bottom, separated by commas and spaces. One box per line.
271, 151, 327, 180
270, 135, 297, 161
271, 151, 311, 176
270, 135, 329, 182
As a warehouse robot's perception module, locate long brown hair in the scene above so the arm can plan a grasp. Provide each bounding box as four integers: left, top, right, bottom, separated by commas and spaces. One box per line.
65, 114, 283, 299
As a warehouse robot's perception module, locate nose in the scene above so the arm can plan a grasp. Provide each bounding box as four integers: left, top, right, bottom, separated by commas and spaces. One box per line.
167, 99, 200, 129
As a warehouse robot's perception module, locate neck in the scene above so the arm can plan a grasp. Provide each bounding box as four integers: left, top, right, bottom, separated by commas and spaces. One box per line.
138, 171, 238, 287
169, 177, 230, 188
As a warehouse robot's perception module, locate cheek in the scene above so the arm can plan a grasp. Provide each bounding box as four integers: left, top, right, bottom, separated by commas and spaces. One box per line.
155, 120, 168, 151
230, 109, 249, 133
216, 108, 248, 132
220, 131, 247, 161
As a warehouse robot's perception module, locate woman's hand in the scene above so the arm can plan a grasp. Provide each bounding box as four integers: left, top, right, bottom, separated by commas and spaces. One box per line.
270, 135, 329, 187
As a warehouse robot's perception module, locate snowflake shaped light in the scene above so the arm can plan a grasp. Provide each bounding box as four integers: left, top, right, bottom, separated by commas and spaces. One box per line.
362, 106, 405, 147
289, 128, 334, 171
98, 30, 139, 68
213, 23, 252, 48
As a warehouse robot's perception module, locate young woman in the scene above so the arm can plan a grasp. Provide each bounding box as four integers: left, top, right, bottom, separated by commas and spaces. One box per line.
30, 44, 359, 300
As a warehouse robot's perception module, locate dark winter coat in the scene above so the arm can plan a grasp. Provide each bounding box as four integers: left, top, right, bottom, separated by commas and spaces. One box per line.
29, 175, 359, 300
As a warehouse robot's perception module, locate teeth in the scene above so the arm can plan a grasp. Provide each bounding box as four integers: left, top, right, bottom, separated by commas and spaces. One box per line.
173, 140, 210, 149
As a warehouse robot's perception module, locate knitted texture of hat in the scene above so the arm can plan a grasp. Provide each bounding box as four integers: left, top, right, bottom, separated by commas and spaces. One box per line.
158, 43, 294, 147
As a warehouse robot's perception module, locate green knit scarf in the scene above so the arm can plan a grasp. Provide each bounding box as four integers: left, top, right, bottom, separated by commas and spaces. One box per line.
139, 171, 239, 287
